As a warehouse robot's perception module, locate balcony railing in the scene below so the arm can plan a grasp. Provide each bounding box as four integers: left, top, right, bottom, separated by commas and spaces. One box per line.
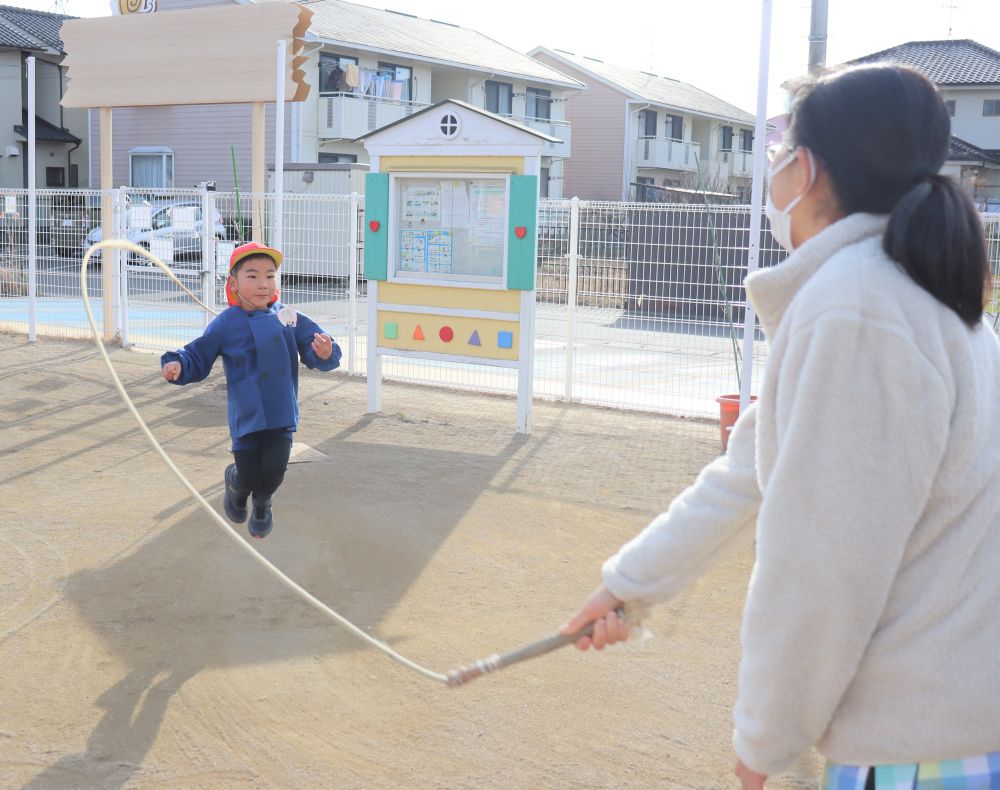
509, 115, 572, 158
718, 148, 753, 178
636, 136, 700, 171
318, 92, 427, 140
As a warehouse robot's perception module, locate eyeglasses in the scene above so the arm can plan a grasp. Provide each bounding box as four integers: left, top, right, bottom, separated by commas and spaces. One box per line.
765, 142, 789, 163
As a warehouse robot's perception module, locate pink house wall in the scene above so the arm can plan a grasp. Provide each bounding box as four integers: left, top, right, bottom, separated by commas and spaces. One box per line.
532, 53, 628, 201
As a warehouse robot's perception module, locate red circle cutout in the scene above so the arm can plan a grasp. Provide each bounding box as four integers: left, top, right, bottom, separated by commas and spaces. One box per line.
439, 326, 454, 342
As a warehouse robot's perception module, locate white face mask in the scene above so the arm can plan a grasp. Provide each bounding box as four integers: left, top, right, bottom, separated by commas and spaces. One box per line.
765, 148, 816, 252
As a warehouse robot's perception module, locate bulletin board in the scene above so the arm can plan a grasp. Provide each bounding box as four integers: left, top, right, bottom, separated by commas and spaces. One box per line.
392, 174, 509, 285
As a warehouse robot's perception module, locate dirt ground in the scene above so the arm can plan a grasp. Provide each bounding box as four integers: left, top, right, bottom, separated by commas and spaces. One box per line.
0, 334, 823, 789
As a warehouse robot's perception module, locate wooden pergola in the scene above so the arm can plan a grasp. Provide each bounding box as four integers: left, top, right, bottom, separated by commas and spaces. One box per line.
60, 2, 312, 338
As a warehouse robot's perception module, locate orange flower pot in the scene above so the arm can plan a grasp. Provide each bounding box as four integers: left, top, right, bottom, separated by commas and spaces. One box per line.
717, 394, 757, 452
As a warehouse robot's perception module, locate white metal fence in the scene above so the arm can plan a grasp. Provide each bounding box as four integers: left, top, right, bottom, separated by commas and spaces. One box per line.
3, 186, 1000, 422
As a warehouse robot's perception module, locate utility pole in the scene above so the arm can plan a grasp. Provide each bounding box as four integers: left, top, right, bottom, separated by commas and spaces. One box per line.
809, 0, 829, 74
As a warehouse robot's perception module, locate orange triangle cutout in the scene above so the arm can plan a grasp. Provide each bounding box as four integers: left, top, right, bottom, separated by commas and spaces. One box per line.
412, 324, 425, 340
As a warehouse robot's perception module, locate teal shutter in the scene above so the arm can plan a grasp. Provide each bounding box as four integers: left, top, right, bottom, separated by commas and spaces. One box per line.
364, 172, 389, 281
507, 174, 538, 290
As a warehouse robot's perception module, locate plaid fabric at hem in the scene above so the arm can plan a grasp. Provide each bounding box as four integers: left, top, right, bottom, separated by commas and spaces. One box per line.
824, 752, 1000, 789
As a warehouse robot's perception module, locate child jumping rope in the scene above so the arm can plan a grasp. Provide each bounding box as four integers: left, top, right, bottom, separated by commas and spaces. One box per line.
161, 242, 342, 539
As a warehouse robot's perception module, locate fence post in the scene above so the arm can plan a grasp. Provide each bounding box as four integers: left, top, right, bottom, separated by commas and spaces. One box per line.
201, 185, 217, 327
565, 196, 580, 401
117, 188, 130, 347
348, 191, 359, 376
27, 56, 36, 343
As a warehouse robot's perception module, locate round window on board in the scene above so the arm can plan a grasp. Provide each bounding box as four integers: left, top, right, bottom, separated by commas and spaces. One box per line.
440, 113, 460, 138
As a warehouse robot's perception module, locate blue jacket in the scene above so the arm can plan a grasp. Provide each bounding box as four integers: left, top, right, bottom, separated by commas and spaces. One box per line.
161, 303, 341, 440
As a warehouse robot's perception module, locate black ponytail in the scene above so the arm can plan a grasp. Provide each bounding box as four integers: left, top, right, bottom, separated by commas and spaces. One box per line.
885, 175, 988, 327
790, 65, 990, 328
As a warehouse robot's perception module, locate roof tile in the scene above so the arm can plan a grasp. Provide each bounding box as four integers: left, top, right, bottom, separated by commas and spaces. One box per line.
849, 39, 1000, 85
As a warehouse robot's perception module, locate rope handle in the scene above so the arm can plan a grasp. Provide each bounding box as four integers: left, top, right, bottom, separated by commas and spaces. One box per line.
445, 607, 626, 687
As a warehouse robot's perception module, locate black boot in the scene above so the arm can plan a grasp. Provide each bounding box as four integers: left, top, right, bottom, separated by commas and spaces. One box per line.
248, 495, 273, 539
224, 464, 249, 524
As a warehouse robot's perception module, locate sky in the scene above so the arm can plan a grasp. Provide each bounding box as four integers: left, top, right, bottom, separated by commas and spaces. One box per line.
14, 0, 1000, 117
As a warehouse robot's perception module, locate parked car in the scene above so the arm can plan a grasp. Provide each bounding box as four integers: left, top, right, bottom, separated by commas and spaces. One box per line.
84, 199, 226, 264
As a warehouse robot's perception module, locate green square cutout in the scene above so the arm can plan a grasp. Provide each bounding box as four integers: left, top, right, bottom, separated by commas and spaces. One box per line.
384, 322, 398, 340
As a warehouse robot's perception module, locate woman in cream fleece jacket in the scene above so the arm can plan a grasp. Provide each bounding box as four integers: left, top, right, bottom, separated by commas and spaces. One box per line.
562, 65, 1000, 788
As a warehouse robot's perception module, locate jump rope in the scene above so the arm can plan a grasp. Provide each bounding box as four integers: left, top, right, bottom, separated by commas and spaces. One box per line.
81, 239, 629, 687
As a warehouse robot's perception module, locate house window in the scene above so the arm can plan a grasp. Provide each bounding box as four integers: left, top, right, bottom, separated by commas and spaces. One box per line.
378, 62, 412, 102
720, 126, 734, 151
129, 147, 174, 188
666, 114, 683, 140
944, 100, 956, 117
739, 129, 753, 152
526, 88, 552, 120
638, 109, 657, 138
318, 153, 358, 164
45, 167, 65, 187
485, 80, 513, 115
319, 53, 358, 93
984, 99, 1000, 117
540, 166, 550, 198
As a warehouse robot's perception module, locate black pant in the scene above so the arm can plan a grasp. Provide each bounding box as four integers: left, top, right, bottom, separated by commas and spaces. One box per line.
232, 432, 292, 499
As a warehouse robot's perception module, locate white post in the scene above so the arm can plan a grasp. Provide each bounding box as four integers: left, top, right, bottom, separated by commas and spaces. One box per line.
348, 191, 359, 375
366, 279, 381, 413
111, 188, 121, 338
740, 0, 773, 413
118, 189, 130, 347
100, 107, 114, 340
201, 185, 216, 327
273, 39, 286, 274
565, 196, 580, 400
517, 290, 535, 434
27, 56, 36, 343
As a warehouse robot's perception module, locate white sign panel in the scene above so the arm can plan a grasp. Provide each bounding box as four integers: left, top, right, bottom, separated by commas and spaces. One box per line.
172, 206, 198, 231
150, 237, 173, 263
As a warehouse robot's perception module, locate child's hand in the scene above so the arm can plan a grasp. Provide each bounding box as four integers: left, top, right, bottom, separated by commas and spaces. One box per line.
311, 333, 334, 360
162, 361, 182, 382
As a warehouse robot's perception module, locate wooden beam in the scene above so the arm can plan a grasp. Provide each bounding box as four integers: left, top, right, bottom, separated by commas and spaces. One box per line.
60, 4, 314, 108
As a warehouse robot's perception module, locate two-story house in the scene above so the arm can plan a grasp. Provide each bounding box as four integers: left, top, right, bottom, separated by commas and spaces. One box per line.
301, 0, 583, 197
529, 47, 759, 201
0, 4, 88, 189
850, 39, 1000, 208
87, 0, 584, 198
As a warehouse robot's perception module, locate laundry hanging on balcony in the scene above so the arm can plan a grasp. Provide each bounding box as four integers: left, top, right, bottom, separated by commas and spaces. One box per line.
344, 63, 360, 90
347, 67, 408, 101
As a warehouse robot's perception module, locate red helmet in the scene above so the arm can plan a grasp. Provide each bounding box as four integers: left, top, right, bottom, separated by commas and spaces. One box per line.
226, 241, 283, 307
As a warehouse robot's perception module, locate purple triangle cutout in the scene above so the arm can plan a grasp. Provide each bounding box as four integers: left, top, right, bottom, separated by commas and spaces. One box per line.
468, 329, 481, 346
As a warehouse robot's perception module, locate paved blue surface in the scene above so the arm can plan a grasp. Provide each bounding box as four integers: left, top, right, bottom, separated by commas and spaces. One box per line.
0, 298, 207, 348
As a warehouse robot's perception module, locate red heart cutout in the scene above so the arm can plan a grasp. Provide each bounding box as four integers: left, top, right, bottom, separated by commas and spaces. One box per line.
369, 220, 380, 233
514, 226, 527, 239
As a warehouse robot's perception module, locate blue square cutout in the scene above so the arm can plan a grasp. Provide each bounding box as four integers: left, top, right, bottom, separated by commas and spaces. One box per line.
497, 330, 513, 349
